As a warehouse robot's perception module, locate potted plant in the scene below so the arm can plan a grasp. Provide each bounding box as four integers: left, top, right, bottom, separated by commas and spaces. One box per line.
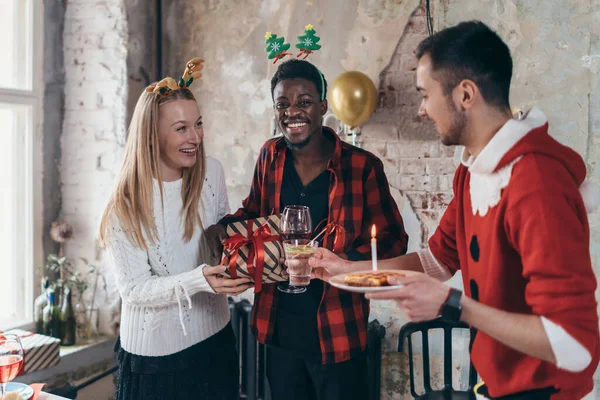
41, 220, 104, 342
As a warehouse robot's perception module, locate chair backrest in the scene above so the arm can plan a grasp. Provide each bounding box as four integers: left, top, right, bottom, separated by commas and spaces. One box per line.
398, 318, 478, 398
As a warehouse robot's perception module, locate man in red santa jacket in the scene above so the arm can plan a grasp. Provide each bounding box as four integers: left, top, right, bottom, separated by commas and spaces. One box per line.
309, 20, 600, 400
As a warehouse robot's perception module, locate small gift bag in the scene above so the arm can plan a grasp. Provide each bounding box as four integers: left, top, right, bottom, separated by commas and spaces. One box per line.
221, 215, 287, 292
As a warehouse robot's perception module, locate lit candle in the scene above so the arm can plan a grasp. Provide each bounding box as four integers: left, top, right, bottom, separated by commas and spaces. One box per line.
371, 224, 378, 271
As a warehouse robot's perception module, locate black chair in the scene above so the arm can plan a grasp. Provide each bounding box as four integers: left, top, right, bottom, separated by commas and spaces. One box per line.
398, 318, 478, 399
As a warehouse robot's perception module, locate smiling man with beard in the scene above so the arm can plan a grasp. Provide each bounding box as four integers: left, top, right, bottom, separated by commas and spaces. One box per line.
208, 59, 408, 400
309, 21, 600, 400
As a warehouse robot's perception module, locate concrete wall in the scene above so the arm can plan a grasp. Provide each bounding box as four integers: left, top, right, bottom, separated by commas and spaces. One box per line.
125, 0, 158, 125
43, 0, 65, 259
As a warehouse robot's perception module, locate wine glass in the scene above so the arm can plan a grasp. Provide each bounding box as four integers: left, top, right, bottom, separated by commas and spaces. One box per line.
0, 334, 24, 400
278, 205, 312, 294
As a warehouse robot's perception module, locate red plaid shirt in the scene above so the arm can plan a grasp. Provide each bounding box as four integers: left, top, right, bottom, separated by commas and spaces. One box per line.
224, 127, 408, 364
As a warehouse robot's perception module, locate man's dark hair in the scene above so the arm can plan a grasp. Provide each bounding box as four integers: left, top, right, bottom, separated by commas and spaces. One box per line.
416, 20, 513, 109
270, 59, 328, 101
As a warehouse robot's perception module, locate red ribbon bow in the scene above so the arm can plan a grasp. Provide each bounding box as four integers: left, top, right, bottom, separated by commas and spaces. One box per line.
0, 330, 35, 362
320, 222, 346, 253
0, 330, 35, 340
221, 220, 280, 293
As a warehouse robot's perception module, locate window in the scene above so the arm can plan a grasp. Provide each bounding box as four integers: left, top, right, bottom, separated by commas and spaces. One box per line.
0, 0, 43, 325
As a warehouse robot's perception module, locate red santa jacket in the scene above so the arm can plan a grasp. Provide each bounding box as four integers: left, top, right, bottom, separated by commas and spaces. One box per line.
429, 108, 600, 399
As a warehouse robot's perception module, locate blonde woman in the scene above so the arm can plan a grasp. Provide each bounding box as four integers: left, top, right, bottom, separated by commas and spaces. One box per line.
99, 59, 251, 400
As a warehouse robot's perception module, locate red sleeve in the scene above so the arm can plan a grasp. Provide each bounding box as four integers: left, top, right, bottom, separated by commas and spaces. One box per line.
347, 158, 408, 261
427, 166, 464, 275
506, 188, 599, 358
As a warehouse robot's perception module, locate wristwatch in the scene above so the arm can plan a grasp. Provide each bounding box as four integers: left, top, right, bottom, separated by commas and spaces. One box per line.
441, 288, 463, 322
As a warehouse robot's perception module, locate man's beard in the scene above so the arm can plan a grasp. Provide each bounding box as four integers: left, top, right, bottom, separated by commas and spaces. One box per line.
284, 134, 312, 150
440, 100, 467, 146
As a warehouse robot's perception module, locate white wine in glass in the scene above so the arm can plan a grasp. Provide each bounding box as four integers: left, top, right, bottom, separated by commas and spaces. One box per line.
279, 205, 313, 294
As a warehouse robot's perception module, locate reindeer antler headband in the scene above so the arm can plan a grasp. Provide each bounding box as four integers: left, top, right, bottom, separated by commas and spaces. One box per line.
145, 57, 204, 96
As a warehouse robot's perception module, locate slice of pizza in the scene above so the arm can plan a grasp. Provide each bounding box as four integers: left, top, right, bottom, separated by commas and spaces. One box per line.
344, 271, 406, 287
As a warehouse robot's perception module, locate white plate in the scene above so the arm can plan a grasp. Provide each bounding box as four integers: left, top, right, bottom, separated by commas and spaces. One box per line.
5, 382, 34, 400
329, 270, 406, 293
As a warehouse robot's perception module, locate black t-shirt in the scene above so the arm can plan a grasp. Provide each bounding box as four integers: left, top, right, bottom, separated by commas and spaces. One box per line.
274, 151, 330, 360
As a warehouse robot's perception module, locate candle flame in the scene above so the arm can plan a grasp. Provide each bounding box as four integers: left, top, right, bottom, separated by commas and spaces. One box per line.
371, 224, 376, 238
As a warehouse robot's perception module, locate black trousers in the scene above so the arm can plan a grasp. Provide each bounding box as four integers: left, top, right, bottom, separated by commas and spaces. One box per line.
266, 345, 368, 400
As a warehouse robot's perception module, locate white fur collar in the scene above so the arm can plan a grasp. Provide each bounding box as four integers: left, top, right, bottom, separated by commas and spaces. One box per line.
460, 107, 547, 173
462, 107, 546, 216
462, 107, 599, 216
468, 157, 522, 217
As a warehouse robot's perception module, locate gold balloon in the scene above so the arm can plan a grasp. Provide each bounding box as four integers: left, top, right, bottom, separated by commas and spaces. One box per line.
329, 71, 377, 129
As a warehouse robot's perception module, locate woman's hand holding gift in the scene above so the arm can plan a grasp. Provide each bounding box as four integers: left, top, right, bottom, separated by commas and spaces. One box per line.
199, 224, 228, 266
203, 265, 254, 295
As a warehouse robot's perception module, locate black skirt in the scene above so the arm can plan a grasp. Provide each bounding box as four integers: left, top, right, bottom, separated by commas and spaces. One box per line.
115, 323, 239, 400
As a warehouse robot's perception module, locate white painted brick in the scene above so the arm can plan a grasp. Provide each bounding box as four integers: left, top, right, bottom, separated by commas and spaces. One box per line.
62, 123, 122, 144
400, 158, 427, 175
65, 2, 125, 23
380, 158, 400, 177
61, 188, 116, 207
426, 158, 457, 175
417, 209, 444, 243
399, 53, 417, 72
62, 65, 126, 87
61, 166, 119, 186
360, 140, 388, 159
361, 123, 399, 141
63, 109, 117, 125
397, 175, 437, 191
64, 32, 107, 50
437, 174, 455, 192
387, 140, 440, 159
60, 141, 118, 161
64, 47, 127, 68
61, 0, 127, 335
439, 142, 457, 157
430, 192, 454, 210
98, 151, 123, 171
404, 191, 429, 209
64, 89, 105, 111
64, 13, 123, 34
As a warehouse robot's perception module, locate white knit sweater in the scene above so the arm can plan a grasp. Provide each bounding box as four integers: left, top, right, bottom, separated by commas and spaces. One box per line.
105, 157, 231, 357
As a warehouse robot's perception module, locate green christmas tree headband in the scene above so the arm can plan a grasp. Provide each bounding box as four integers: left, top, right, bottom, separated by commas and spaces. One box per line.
265, 24, 326, 101
145, 57, 204, 96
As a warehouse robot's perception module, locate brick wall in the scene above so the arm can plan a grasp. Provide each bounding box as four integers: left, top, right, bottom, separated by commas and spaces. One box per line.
61, 0, 127, 330
360, 10, 469, 394
361, 4, 457, 248
55, 0, 456, 343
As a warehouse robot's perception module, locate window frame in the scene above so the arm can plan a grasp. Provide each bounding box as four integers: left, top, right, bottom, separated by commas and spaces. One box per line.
0, 0, 44, 328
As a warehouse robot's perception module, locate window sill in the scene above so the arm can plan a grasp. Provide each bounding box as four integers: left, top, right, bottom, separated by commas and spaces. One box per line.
14, 335, 117, 389
0, 317, 34, 332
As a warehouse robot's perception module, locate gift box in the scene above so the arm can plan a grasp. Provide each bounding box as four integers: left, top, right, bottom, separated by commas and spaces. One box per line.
221, 215, 287, 292
4, 330, 60, 374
